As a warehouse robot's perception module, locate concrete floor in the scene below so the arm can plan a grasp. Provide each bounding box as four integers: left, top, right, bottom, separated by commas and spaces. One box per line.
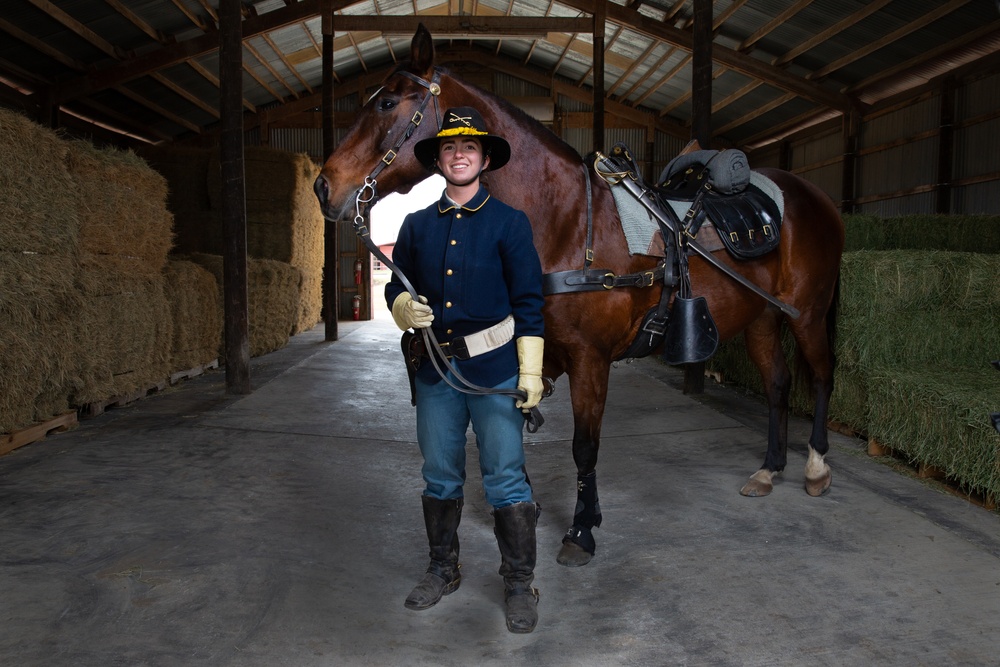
2, 316, 999, 666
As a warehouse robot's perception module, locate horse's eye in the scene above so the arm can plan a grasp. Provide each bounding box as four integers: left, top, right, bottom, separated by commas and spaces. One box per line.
378, 98, 397, 112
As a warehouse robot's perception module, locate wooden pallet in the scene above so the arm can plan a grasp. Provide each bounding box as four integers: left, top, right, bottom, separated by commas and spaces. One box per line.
867, 437, 997, 510
80, 381, 168, 419
169, 358, 219, 385
1, 411, 78, 457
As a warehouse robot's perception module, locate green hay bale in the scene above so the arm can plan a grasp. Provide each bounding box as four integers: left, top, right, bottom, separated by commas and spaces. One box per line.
163, 259, 222, 372
844, 214, 1000, 253
866, 366, 1000, 498
840, 250, 1000, 314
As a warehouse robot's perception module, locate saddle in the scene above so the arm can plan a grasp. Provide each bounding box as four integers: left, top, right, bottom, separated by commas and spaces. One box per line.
596, 142, 785, 365
655, 149, 782, 260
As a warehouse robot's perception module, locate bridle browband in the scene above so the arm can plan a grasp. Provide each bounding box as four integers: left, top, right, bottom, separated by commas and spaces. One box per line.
324, 66, 546, 431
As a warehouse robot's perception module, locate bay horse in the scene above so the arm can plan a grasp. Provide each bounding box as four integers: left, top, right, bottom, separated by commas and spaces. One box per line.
314, 25, 844, 567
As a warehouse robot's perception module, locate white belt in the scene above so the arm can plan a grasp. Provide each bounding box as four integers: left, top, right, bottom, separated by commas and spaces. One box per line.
444, 315, 515, 360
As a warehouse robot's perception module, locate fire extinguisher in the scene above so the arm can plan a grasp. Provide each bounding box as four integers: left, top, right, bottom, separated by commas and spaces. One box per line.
354, 258, 363, 285
352, 294, 361, 321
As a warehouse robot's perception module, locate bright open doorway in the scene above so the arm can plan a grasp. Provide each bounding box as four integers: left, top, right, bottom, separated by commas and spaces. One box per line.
367, 174, 445, 319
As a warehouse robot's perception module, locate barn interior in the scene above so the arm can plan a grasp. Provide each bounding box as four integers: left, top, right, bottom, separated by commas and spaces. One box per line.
2, 1, 1000, 665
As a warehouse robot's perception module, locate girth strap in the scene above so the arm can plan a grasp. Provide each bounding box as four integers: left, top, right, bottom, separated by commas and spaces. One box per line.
543, 264, 664, 296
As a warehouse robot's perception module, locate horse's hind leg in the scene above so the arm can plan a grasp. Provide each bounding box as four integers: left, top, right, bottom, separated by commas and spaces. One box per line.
740, 310, 790, 497
556, 359, 611, 567
788, 308, 836, 497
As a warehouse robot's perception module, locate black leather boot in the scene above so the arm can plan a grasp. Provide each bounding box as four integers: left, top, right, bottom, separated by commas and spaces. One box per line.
494, 502, 539, 633
404, 496, 463, 610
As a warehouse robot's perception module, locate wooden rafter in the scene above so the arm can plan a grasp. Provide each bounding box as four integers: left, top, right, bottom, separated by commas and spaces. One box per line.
809, 0, 972, 81
26, 0, 123, 59
245, 39, 301, 98
608, 38, 659, 98
114, 84, 201, 133
620, 46, 676, 101
738, 0, 813, 52
262, 33, 314, 94
0, 17, 84, 70
772, 0, 892, 67
186, 58, 256, 113
150, 71, 219, 118
167, 0, 209, 32
104, 0, 173, 45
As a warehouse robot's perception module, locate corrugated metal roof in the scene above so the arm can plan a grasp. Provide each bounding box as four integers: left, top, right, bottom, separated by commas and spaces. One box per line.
0, 0, 997, 149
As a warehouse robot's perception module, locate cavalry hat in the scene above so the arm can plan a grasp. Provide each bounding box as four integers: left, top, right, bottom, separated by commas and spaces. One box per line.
413, 106, 511, 172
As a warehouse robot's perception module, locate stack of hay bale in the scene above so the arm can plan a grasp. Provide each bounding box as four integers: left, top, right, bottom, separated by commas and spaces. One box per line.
143, 144, 324, 337
1, 110, 316, 439
706, 214, 1000, 503
65, 140, 175, 406
0, 110, 81, 433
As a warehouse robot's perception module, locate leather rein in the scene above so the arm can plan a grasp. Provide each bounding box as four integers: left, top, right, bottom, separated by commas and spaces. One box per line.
325, 67, 545, 432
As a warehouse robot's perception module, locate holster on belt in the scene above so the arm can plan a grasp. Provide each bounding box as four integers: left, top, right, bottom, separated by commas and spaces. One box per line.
400, 331, 422, 406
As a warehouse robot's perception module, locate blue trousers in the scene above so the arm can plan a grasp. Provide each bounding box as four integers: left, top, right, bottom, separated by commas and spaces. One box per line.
415, 372, 532, 509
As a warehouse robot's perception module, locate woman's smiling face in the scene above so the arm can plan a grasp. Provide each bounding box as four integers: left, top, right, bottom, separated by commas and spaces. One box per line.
437, 137, 490, 186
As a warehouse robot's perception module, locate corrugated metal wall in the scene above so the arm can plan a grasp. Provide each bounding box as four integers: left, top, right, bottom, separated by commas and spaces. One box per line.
953, 71, 1000, 214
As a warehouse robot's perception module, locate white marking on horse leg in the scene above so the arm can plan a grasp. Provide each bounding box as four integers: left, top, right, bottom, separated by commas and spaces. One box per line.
740, 468, 774, 497
804, 445, 832, 496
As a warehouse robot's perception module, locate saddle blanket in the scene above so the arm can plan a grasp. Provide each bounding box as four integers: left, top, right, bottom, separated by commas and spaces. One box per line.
611, 171, 785, 257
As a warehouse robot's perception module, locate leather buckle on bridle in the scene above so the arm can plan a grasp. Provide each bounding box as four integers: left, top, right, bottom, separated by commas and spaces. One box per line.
382, 150, 397, 166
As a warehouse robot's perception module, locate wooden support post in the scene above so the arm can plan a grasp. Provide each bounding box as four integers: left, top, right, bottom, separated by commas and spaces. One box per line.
684, 0, 713, 396
841, 109, 859, 215
322, 8, 339, 341
936, 76, 955, 214
592, 0, 605, 153
219, 0, 251, 394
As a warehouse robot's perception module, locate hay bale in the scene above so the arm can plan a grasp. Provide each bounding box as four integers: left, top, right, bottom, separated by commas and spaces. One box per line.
844, 214, 1000, 253
0, 109, 79, 253
0, 252, 81, 432
188, 253, 301, 358
164, 259, 222, 372
0, 110, 82, 433
838, 251, 1000, 369
137, 145, 324, 332
65, 139, 174, 272
866, 367, 1000, 498
206, 146, 324, 333
73, 255, 173, 406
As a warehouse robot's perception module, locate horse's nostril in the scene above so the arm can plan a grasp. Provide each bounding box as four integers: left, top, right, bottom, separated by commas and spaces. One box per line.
313, 174, 329, 206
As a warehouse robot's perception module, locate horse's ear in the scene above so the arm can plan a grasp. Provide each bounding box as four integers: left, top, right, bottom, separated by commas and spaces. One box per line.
410, 23, 435, 74
680, 139, 702, 155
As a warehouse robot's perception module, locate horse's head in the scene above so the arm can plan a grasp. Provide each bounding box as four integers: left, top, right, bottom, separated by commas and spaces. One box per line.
313, 24, 449, 221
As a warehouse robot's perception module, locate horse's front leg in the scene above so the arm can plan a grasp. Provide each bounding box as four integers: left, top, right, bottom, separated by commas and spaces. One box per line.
740, 312, 790, 497
556, 358, 611, 566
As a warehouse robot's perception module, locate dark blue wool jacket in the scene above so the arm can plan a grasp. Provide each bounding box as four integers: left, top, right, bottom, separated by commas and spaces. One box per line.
385, 185, 545, 387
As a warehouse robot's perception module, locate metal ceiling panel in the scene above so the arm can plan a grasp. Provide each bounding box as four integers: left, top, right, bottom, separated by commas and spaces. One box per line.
0, 0, 996, 149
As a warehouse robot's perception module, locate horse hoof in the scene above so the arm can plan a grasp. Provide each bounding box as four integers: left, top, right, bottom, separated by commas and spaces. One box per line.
556, 541, 593, 567
740, 469, 774, 497
805, 468, 832, 496
804, 446, 832, 496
